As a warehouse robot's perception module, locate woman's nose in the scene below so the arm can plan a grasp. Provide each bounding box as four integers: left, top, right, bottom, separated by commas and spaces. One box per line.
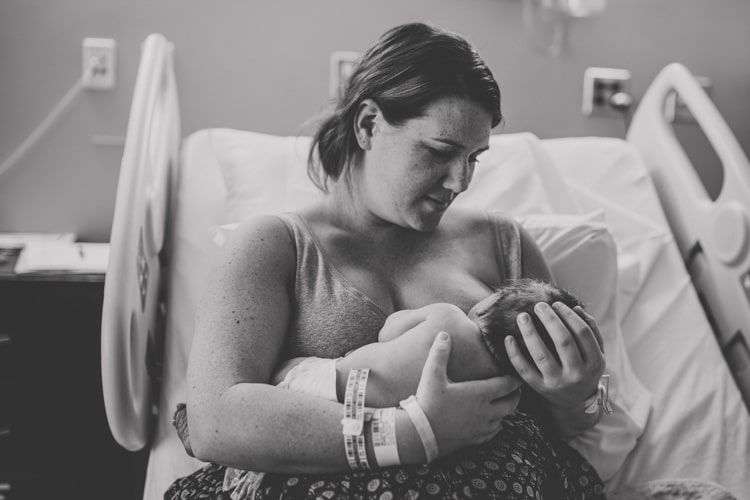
442, 159, 473, 193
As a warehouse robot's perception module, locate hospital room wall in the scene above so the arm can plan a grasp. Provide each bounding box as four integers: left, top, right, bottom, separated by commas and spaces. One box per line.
0, 0, 748, 242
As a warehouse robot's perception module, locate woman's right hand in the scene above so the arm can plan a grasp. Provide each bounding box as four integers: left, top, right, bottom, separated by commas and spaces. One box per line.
415, 331, 523, 458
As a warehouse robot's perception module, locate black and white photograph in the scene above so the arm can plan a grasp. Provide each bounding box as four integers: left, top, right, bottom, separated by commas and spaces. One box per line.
1, 1, 748, 499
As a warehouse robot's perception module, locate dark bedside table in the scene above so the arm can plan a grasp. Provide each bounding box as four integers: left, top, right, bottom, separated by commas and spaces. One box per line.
0, 249, 147, 500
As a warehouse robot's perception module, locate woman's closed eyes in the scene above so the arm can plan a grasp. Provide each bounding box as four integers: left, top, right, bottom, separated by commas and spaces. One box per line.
422, 143, 454, 160
425, 145, 484, 166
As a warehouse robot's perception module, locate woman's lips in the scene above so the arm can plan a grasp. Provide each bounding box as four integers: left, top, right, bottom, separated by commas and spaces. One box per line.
425, 194, 453, 210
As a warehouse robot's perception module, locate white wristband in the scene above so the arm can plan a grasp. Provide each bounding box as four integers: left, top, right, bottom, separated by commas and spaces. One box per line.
371, 408, 400, 467
584, 374, 613, 416
399, 395, 438, 464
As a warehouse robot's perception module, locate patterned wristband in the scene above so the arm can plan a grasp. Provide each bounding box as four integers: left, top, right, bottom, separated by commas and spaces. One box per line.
341, 369, 371, 470
354, 369, 371, 470
342, 369, 360, 469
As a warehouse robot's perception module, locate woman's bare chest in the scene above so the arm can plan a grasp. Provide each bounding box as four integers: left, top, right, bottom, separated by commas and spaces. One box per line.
321, 232, 500, 314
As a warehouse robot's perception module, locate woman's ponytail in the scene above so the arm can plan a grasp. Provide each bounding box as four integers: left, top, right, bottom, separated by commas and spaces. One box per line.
308, 109, 357, 193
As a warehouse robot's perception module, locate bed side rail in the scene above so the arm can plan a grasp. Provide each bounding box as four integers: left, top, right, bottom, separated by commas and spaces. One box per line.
101, 33, 180, 451
627, 63, 750, 409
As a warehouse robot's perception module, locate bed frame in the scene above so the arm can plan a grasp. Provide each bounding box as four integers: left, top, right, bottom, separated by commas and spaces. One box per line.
100, 33, 750, 493
101, 33, 180, 451
627, 65, 750, 406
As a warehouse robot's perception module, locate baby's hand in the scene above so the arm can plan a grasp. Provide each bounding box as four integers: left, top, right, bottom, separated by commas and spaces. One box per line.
415, 332, 522, 457
270, 357, 308, 385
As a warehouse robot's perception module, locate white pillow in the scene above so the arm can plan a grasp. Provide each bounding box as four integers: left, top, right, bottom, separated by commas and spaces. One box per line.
519, 211, 653, 482
210, 129, 322, 223
214, 129, 578, 223
542, 137, 668, 229
452, 132, 580, 215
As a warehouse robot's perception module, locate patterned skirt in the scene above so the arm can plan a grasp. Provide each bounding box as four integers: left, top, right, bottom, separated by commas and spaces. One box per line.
165, 411, 605, 500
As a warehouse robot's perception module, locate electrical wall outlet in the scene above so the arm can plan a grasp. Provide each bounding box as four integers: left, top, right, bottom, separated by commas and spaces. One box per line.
582, 67, 632, 117
665, 76, 713, 123
329, 51, 359, 100
82, 38, 116, 90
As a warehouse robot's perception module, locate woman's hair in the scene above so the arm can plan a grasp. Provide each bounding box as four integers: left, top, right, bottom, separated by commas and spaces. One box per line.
308, 22, 503, 192
468, 279, 584, 376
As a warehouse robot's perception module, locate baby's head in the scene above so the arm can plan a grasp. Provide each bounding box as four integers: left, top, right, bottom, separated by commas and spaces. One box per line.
467, 279, 583, 376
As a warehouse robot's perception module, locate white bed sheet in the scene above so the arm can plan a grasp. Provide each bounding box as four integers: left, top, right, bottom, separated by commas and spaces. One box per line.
544, 137, 750, 495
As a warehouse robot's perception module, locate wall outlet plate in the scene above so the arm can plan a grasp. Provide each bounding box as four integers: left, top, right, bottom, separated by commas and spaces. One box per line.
582, 67, 631, 117
329, 51, 359, 100
82, 38, 116, 90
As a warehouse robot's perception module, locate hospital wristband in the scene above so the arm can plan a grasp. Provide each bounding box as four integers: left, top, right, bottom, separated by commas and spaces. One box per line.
399, 395, 438, 464
342, 369, 360, 469
371, 407, 400, 467
584, 374, 613, 416
354, 369, 371, 470
341, 369, 372, 470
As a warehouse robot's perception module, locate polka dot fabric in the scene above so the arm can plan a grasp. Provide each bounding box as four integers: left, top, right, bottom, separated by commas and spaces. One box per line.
165, 411, 604, 500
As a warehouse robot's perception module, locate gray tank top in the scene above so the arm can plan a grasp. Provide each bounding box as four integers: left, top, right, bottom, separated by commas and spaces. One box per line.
276, 212, 523, 359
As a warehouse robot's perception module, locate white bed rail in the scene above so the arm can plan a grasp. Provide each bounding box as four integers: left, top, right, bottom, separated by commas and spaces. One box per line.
101, 33, 180, 451
627, 63, 750, 407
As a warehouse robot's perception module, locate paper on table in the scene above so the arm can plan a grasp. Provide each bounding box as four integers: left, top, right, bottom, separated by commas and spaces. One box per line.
14, 241, 109, 274
0, 232, 76, 250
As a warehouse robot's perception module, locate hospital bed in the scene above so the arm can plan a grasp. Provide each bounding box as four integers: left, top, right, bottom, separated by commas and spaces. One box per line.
101, 34, 750, 499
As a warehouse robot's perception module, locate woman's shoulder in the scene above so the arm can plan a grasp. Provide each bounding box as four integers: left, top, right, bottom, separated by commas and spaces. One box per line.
443, 208, 550, 281
220, 214, 297, 273
229, 213, 294, 242
442, 208, 520, 237
459, 210, 550, 281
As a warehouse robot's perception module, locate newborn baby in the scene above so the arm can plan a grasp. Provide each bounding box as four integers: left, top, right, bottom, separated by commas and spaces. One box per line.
273, 278, 583, 407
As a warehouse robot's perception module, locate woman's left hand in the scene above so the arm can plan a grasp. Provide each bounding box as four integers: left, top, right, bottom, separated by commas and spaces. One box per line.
505, 302, 605, 409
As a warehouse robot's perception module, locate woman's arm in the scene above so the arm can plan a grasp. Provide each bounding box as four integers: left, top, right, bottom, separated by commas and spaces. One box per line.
187, 215, 359, 472
511, 224, 606, 437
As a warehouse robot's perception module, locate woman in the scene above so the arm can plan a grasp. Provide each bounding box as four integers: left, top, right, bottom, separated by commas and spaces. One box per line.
170, 22, 606, 499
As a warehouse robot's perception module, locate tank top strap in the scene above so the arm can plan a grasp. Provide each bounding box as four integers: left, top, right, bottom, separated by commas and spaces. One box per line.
486, 211, 524, 283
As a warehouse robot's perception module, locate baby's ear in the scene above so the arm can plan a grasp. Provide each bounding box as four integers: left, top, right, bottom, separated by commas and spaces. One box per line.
467, 307, 480, 322
466, 301, 482, 321
469, 291, 501, 319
